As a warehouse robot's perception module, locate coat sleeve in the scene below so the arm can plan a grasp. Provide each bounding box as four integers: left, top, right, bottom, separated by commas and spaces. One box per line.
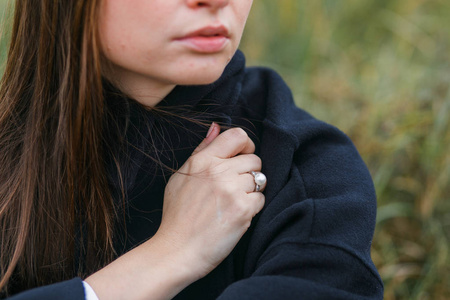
217, 68, 384, 299
6, 278, 85, 300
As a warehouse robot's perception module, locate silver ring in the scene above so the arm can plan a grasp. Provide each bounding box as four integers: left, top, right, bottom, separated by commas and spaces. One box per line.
250, 171, 267, 192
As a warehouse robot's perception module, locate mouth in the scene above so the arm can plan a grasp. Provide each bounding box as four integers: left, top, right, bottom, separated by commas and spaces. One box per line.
183, 25, 230, 39
175, 25, 230, 53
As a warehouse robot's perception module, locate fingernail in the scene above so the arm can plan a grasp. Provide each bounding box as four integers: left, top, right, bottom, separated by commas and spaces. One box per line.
206, 122, 215, 138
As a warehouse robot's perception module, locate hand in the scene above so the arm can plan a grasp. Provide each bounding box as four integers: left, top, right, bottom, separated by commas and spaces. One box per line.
85, 123, 265, 300
156, 123, 265, 278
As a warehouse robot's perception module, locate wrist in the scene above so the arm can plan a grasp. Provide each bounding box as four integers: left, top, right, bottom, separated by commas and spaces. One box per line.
85, 233, 201, 300
149, 230, 210, 283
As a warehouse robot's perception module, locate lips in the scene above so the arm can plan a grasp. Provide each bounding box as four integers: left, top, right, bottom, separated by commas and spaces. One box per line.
183, 25, 230, 39
175, 25, 230, 53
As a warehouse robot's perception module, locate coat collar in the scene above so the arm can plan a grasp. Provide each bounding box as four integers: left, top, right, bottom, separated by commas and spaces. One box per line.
105, 50, 247, 197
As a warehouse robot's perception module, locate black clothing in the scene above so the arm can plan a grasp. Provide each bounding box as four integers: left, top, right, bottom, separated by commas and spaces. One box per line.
8, 50, 383, 299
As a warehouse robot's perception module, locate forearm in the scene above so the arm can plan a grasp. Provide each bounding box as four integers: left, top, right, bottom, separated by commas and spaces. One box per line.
85, 233, 200, 300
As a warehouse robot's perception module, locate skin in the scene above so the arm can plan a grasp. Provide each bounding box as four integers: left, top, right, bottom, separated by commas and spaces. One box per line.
99, 0, 254, 106
86, 1, 263, 299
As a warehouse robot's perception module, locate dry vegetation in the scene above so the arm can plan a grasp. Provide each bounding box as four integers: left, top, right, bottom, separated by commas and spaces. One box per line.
241, 0, 450, 299
1, 0, 449, 299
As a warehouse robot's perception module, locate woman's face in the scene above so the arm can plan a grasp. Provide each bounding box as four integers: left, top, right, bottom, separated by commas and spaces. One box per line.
99, 0, 253, 105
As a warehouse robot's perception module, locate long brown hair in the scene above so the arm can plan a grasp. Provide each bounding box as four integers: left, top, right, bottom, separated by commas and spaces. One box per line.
0, 0, 116, 294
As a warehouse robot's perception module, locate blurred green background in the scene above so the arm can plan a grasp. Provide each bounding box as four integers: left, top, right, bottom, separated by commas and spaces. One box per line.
1, 0, 449, 299
242, 0, 450, 299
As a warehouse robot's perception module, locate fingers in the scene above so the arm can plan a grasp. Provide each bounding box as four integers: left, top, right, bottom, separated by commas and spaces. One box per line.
191, 122, 221, 156
240, 173, 258, 193
189, 123, 264, 196
201, 127, 255, 159
191, 125, 262, 194
245, 192, 265, 217
227, 154, 262, 174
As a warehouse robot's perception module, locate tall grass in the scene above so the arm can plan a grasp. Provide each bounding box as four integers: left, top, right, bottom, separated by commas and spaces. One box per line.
0, 0, 448, 299
241, 0, 450, 299
0, 1, 11, 74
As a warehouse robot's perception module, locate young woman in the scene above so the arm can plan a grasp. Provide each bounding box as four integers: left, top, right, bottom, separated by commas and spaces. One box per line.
0, 0, 384, 299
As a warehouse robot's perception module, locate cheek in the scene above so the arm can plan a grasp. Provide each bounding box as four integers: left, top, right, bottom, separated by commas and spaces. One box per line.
99, 25, 134, 67
98, 1, 168, 60
232, 1, 253, 39
237, 1, 253, 22
229, 3, 252, 49
98, 3, 130, 59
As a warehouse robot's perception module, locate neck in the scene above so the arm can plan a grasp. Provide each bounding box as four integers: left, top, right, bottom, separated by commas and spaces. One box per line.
105, 64, 176, 108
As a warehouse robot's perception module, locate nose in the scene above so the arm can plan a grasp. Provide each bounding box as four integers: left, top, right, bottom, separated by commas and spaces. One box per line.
186, 0, 229, 10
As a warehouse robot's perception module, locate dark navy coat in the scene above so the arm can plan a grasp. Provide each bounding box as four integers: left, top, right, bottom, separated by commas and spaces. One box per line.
8, 50, 383, 299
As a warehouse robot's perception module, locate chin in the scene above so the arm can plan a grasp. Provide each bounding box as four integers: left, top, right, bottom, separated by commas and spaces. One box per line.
174, 68, 226, 86
171, 53, 233, 85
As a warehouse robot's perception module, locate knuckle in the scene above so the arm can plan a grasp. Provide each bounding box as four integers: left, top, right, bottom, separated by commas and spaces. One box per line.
244, 208, 254, 220
249, 154, 262, 167
189, 153, 207, 166
238, 201, 254, 220
186, 153, 211, 174
227, 196, 247, 217
257, 194, 266, 210
214, 179, 238, 198
229, 127, 248, 142
243, 220, 252, 231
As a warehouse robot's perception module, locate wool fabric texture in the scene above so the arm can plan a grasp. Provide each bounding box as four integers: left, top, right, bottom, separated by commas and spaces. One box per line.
7, 50, 383, 299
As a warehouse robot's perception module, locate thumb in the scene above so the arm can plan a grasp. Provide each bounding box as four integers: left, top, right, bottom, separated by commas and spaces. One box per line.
191, 122, 220, 156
